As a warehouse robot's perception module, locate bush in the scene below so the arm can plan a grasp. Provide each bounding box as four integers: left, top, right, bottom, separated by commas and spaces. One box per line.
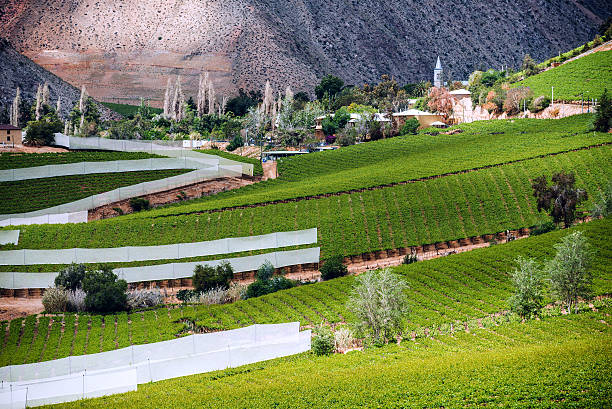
529, 221, 556, 236
24, 117, 63, 146
82, 265, 128, 313
127, 289, 164, 310
593, 88, 611, 132
256, 260, 275, 281
129, 197, 151, 212
347, 268, 410, 344
402, 254, 418, 264
176, 289, 197, 303
192, 261, 234, 292
336, 130, 356, 146
42, 287, 68, 313
334, 326, 356, 352
244, 279, 271, 299
400, 118, 420, 135
54, 263, 86, 291
320, 255, 348, 281
590, 181, 612, 218
311, 323, 335, 356
508, 257, 545, 319
67, 288, 87, 312
529, 96, 551, 113
227, 134, 244, 151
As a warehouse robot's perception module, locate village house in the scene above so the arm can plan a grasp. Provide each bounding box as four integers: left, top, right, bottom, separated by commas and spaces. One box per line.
314, 112, 390, 139
0, 124, 22, 147
391, 109, 445, 131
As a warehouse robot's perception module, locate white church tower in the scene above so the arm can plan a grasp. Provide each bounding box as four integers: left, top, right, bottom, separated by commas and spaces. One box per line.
433, 56, 443, 88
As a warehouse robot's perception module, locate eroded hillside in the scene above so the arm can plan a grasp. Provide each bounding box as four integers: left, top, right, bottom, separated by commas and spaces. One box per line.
1, 0, 610, 105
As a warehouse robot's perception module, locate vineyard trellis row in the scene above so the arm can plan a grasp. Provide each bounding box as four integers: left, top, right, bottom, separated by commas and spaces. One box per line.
1, 217, 609, 366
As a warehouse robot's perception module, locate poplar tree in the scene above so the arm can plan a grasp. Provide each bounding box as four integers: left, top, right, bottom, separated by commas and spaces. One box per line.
35, 84, 43, 120
207, 81, 215, 115
163, 78, 173, 118
10, 87, 21, 127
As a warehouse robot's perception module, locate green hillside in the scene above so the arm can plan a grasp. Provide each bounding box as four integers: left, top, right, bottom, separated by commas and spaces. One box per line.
2, 218, 609, 366
41, 310, 612, 409
515, 50, 612, 101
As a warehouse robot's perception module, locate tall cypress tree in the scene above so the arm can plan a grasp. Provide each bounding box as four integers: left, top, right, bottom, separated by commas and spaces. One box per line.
593, 88, 611, 132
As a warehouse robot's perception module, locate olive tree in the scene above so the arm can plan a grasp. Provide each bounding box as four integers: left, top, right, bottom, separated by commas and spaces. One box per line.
508, 257, 545, 319
546, 231, 593, 314
347, 268, 409, 344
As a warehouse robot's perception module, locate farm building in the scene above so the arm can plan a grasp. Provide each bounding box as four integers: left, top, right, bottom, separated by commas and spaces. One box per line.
392, 109, 445, 130
0, 124, 22, 146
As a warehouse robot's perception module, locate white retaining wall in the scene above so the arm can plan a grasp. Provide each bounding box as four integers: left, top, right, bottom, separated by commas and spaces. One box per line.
0, 323, 310, 408
0, 247, 321, 289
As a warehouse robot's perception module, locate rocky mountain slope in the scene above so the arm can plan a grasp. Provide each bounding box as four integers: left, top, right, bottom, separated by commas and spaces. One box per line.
1, 0, 610, 106
0, 39, 117, 121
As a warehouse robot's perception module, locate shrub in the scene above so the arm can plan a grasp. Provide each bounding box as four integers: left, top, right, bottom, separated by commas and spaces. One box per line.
54, 263, 86, 291
42, 287, 68, 313
127, 289, 164, 310
400, 118, 420, 135
256, 260, 275, 281
336, 129, 356, 146
24, 117, 63, 146
192, 261, 234, 292
403, 254, 418, 264
347, 268, 410, 344
176, 289, 197, 303
82, 265, 128, 313
529, 96, 551, 113
529, 221, 556, 236
227, 134, 244, 151
590, 181, 612, 218
129, 197, 151, 212
320, 255, 348, 281
508, 257, 545, 319
244, 279, 271, 299
187, 286, 228, 305
546, 231, 593, 314
311, 323, 335, 356
67, 288, 86, 312
593, 88, 611, 132
334, 326, 356, 352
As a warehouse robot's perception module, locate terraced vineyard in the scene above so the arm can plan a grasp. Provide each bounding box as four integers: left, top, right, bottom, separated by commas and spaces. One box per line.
40, 310, 612, 409
515, 50, 612, 101
115, 115, 612, 217
5, 146, 609, 258
0, 169, 192, 214
0, 151, 162, 170
1, 218, 609, 366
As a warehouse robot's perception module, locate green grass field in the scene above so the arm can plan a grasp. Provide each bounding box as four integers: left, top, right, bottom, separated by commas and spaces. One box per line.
40, 310, 612, 408
1, 218, 609, 367
101, 102, 162, 117
0, 151, 162, 170
515, 50, 612, 101
0, 169, 191, 214
195, 149, 263, 176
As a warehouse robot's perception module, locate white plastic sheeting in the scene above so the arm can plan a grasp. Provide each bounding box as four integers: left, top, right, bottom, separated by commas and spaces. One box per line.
0, 231, 19, 245
0, 166, 242, 225
0, 323, 311, 408
0, 247, 320, 289
0, 157, 222, 182
53, 133, 254, 176
0, 212, 88, 228
0, 228, 317, 265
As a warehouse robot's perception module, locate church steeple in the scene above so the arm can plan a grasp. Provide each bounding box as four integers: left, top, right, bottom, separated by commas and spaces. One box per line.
434, 56, 443, 88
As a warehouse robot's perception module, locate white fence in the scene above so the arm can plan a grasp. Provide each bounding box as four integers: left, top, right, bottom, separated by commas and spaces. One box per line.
0, 231, 19, 245
0, 166, 242, 226
0, 247, 321, 289
0, 228, 317, 266
0, 323, 311, 408
0, 212, 88, 227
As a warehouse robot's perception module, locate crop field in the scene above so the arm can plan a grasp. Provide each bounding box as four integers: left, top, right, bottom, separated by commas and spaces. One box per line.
0, 151, 162, 170
4, 146, 609, 257
195, 149, 263, 176
0, 169, 191, 214
39, 310, 612, 409
1, 218, 609, 366
128, 114, 612, 216
516, 50, 612, 101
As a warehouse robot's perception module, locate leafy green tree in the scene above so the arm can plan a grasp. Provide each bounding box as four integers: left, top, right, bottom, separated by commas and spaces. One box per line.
400, 118, 420, 135
508, 257, 545, 319
311, 323, 335, 356
321, 116, 338, 136
521, 54, 539, 77
227, 134, 244, 151
593, 88, 611, 132
55, 263, 86, 291
256, 260, 275, 281
532, 172, 588, 228
315, 75, 344, 100
24, 111, 63, 146
226, 89, 262, 117
546, 231, 593, 314
347, 268, 409, 344
82, 265, 128, 313
590, 181, 612, 218
333, 106, 351, 129
192, 261, 234, 292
